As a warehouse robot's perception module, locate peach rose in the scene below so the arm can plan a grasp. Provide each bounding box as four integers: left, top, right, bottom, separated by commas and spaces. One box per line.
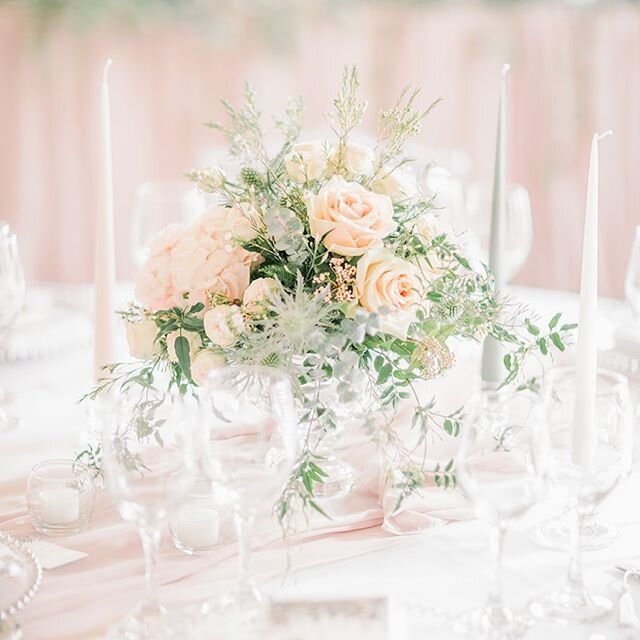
126, 319, 160, 360
307, 176, 396, 256
204, 305, 245, 348
191, 349, 226, 385
356, 249, 423, 340
242, 277, 278, 312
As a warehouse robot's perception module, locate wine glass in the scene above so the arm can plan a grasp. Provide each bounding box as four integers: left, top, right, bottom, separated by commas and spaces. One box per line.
534, 367, 633, 551
99, 388, 198, 638
0, 224, 25, 432
530, 366, 633, 622
625, 225, 640, 318
466, 182, 534, 282
130, 181, 205, 268
454, 386, 545, 639
199, 366, 297, 628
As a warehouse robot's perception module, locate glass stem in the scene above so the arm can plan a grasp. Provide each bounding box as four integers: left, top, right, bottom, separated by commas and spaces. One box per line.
567, 505, 586, 594
487, 522, 508, 610
235, 507, 256, 596
139, 524, 162, 606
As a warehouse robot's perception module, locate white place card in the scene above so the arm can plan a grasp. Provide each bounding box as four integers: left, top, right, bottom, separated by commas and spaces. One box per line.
268, 597, 392, 640
24, 538, 88, 570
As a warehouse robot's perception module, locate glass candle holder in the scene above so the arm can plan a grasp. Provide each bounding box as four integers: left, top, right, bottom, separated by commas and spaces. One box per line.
27, 459, 96, 536
169, 476, 234, 555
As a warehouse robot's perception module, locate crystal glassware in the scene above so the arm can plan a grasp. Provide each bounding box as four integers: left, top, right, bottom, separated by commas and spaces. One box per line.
466, 182, 534, 282
130, 181, 205, 268
26, 459, 95, 536
454, 387, 545, 639
625, 225, 640, 318
0, 224, 25, 432
534, 367, 633, 552
199, 366, 297, 629
530, 366, 633, 622
99, 389, 198, 638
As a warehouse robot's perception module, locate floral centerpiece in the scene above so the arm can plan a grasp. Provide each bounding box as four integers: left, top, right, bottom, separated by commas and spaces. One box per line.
85, 67, 572, 528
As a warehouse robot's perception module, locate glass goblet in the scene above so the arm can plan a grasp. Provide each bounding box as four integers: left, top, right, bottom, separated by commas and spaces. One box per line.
625, 224, 640, 318
530, 366, 633, 622
454, 388, 545, 639
534, 367, 633, 552
100, 389, 197, 638
199, 366, 297, 628
466, 182, 533, 282
0, 225, 25, 432
130, 181, 204, 269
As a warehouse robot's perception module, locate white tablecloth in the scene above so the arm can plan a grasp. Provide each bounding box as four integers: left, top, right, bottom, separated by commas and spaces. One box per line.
1, 284, 639, 639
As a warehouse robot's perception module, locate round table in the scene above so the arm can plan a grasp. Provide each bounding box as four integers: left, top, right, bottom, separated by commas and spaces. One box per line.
1, 285, 638, 639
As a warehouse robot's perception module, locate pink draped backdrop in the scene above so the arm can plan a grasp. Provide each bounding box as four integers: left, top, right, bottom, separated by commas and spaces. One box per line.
1, 2, 639, 297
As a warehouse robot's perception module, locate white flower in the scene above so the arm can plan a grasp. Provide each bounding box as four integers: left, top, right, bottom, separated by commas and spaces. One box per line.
335, 142, 375, 176
203, 305, 245, 348
191, 349, 226, 385
242, 278, 278, 312
372, 166, 418, 203
126, 319, 160, 360
413, 212, 452, 244
284, 141, 329, 183
166, 330, 202, 363
413, 213, 456, 278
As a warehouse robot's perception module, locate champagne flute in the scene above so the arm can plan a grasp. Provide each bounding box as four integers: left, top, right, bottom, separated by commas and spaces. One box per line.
531, 366, 633, 622
454, 387, 545, 639
199, 366, 297, 628
100, 389, 197, 638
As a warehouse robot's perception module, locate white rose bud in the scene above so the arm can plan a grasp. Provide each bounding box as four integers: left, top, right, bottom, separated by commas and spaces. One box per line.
338, 142, 375, 176
166, 330, 202, 363
372, 166, 418, 203
126, 319, 160, 360
242, 277, 278, 312
191, 349, 226, 385
284, 141, 329, 183
203, 305, 245, 348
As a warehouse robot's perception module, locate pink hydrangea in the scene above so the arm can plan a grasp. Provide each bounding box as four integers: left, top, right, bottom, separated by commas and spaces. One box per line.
135, 206, 258, 311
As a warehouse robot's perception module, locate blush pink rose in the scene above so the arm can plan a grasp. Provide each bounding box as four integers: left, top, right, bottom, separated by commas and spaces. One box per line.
307, 176, 396, 256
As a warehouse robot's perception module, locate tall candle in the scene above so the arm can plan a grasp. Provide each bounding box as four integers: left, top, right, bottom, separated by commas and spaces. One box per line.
481, 64, 510, 384
94, 59, 117, 382
572, 131, 612, 468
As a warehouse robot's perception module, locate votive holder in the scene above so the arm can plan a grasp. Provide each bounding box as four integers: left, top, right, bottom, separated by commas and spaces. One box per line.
27, 459, 96, 536
169, 476, 234, 555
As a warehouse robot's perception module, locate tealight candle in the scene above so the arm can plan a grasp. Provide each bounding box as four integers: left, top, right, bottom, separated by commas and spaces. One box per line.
175, 505, 220, 549
39, 487, 81, 525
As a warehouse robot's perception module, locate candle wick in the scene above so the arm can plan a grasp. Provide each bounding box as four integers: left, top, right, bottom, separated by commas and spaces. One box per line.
102, 58, 113, 85
501, 63, 511, 77
596, 130, 613, 142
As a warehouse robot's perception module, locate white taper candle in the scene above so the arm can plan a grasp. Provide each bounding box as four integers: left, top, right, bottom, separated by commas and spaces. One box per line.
94, 59, 117, 382
572, 130, 612, 468
481, 63, 510, 384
